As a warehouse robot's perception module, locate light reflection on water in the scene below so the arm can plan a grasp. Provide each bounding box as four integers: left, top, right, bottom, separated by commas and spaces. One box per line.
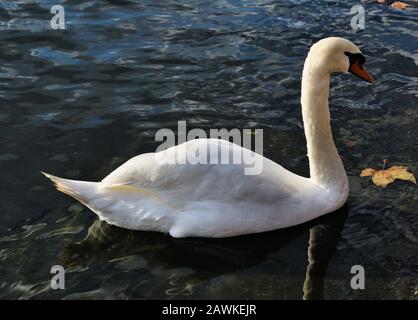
0, 0, 417, 299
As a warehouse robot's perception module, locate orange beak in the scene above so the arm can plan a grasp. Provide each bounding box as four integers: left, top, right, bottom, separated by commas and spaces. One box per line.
349, 60, 374, 84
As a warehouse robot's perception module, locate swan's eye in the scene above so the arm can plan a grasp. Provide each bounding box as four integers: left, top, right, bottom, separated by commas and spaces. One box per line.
344, 51, 366, 69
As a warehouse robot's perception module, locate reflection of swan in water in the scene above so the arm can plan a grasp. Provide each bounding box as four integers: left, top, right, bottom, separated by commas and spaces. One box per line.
63, 220, 302, 273
62, 206, 348, 299
303, 205, 348, 300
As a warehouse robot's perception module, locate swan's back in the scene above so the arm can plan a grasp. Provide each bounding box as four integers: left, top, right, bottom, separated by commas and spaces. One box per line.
103, 139, 311, 202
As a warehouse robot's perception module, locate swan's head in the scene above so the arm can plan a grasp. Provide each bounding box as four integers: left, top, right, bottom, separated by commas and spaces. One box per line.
308, 37, 374, 83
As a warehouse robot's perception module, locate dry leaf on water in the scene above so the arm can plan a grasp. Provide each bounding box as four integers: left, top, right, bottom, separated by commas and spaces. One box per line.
360, 160, 416, 188
377, 0, 411, 9
391, 1, 411, 9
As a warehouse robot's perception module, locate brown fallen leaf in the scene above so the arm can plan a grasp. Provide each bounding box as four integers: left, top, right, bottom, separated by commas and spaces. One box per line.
377, 0, 411, 9
391, 1, 411, 9
360, 160, 416, 188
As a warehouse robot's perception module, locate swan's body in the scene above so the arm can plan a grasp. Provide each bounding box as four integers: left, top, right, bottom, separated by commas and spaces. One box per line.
44, 139, 343, 238
44, 37, 373, 238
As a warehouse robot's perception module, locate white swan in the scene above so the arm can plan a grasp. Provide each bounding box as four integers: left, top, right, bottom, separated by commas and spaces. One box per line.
43, 37, 373, 238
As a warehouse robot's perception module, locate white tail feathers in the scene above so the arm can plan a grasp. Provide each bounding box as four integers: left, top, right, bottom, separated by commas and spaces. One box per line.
42, 171, 177, 232
41, 172, 99, 208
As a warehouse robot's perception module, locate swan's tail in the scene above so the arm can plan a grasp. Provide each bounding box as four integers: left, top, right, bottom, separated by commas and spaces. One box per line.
42, 171, 173, 231
41, 172, 99, 209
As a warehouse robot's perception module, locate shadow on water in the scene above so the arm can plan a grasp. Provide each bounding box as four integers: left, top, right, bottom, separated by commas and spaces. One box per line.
62, 205, 348, 299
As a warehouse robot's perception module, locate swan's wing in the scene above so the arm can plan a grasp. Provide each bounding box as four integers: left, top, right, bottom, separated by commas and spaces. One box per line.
101, 139, 314, 205
49, 139, 324, 236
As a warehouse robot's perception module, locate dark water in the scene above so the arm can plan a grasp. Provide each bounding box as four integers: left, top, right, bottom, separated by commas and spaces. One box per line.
1, 0, 417, 299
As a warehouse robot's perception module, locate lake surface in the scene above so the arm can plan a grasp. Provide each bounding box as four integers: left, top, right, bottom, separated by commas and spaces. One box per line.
0, 0, 417, 299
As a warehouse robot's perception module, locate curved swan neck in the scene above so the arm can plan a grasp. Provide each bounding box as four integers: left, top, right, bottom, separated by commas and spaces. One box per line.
301, 54, 348, 190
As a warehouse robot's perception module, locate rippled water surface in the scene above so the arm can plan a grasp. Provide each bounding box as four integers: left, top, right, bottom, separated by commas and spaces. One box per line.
1, 0, 417, 299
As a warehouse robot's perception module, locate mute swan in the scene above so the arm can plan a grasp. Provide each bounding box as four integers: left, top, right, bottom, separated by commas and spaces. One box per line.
43, 37, 373, 238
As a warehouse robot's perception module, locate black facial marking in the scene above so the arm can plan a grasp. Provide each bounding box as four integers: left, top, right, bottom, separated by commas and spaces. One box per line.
344, 51, 366, 69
